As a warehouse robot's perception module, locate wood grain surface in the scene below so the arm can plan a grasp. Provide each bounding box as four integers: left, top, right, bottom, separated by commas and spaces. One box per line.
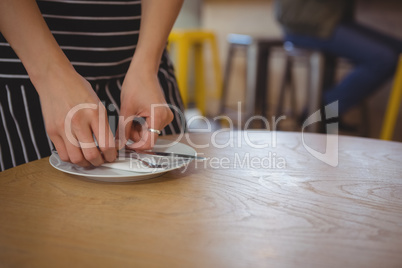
1, 131, 402, 268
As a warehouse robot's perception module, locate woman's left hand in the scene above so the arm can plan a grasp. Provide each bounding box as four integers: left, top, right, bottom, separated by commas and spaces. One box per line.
116, 67, 174, 150
115, 0, 184, 150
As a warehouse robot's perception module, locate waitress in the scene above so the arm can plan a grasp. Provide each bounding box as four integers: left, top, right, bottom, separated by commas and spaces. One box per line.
0, 0, 186, 171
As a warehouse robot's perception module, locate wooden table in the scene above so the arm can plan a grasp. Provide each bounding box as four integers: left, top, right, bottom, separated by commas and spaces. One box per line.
1, 131, 402, 268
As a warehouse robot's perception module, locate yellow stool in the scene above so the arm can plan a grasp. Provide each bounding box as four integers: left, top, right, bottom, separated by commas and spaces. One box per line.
380, 55, 402, 140
168, 30, 222, 115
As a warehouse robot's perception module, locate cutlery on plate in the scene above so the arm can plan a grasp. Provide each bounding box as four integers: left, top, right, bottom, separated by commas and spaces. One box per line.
121, 148, 207, 161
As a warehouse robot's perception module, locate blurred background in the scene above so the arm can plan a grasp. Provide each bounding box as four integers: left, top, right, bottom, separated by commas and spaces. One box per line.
169, 0, 402, 142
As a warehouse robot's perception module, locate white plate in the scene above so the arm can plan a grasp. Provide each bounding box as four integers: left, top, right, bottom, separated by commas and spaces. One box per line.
49, 139, 196, 182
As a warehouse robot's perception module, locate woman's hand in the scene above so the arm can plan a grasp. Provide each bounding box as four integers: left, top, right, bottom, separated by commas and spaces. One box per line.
37, 66, 117, 167
0, 0, 117, 167
114, 0, 184, 150
116, 67, 174, 150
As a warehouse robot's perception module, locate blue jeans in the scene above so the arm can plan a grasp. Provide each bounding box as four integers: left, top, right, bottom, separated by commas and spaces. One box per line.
285, 23, 402, 115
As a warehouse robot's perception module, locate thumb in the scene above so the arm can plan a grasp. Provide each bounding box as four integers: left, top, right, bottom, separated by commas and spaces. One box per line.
115, 109, 135, 150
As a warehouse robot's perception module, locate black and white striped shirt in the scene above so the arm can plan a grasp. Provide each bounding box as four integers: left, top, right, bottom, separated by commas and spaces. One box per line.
0, 0, 142, 81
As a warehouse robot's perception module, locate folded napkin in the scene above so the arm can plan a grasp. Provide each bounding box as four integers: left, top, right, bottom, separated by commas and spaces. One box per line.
101, 150, 193, 173
101, 159, 166, 173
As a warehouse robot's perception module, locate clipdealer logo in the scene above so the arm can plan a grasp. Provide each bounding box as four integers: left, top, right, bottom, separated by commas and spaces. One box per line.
61, 101, 339, 169
301, 101, 339, 167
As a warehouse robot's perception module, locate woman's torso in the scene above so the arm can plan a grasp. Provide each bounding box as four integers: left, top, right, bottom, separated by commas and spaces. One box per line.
0, 0, 142, 82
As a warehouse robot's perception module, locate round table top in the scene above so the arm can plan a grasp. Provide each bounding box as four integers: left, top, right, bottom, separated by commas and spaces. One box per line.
1, 131, 401, 268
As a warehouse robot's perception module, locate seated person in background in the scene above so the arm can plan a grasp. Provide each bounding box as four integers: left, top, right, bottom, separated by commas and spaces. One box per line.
274, 0, 402, 119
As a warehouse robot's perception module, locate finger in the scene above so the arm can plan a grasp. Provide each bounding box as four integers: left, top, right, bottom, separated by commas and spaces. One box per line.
128, 119, 145, 144
129, 116, 162, 151
144, 117, 162, 150
126, 118, 150, 150
74, 124, 104, 166
116, 108, 137, 150
63, 134, 91, 167
51, 135, 70, 162
125, 116, 148, 149
91, 115, 116, 163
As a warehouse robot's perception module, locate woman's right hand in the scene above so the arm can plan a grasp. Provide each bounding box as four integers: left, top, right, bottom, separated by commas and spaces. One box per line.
36, 65, 117, 167
0, 0, 117, 167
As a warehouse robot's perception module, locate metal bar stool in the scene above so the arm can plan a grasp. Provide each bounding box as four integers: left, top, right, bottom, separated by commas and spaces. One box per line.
275, 41, 325, 132
219, 34, 283, 127
276, 41, 371, 135
168, 30, 222, 116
